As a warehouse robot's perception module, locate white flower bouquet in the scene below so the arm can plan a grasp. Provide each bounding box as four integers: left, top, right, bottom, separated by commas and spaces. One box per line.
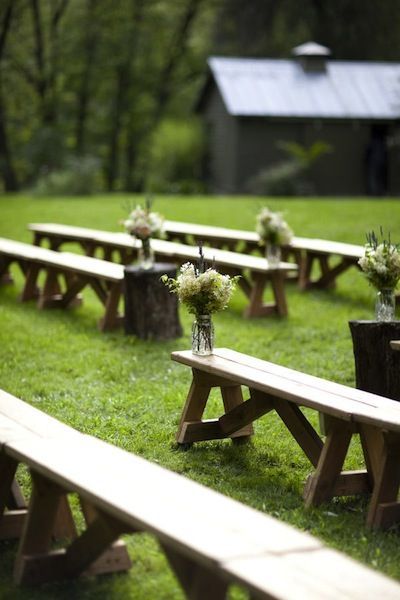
256, 207, 293, 245
163, 262, 239, 317
358, 231, 400, 290
123, 204, 164, 240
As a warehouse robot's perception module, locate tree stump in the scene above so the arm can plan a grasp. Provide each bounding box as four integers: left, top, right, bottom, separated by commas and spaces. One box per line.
349, 320, 400, 401
124, 263, 182, 340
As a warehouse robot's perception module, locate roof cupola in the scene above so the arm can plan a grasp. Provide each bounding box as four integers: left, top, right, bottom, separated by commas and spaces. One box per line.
292, 41, 331, 72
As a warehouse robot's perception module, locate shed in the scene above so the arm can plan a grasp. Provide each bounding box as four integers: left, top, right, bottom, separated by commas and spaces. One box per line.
197, 42, 400, 195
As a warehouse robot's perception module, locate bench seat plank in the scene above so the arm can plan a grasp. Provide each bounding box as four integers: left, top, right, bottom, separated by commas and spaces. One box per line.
28, 224, 297, 318
0, 238, 124, 282
172, 349, 400, 431
164, 221, 364, 256
28, 223, 295, 273
4, 435, 320, 561
226, 548, 400, 600
0, 390, 82, 441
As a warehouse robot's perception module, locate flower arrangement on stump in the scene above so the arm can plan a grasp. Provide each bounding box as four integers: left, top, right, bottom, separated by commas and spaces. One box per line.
162, 246, 239, 355
256, 207, 293, 266
358, 230, 400, 321
123, 199, 164, 269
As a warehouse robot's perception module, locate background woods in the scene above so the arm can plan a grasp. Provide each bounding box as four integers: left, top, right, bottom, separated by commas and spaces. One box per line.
1, 0, 400, 194
0, 0, 216, 193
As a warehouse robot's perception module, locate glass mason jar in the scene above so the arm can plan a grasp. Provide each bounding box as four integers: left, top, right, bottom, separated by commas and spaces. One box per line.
375, 288, 396, 322
266, 243, 281, 267
191, 314, 214, 356
138, 237, 154, 270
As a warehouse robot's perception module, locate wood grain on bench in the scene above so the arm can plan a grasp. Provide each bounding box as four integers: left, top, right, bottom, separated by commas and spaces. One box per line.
172, 348, 400, 530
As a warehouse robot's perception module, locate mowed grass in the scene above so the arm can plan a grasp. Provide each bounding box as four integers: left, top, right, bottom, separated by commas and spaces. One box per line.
1, 193, 400, 599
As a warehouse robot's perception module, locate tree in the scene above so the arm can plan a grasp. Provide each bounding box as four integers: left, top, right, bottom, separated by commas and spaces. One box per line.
0, 1, 18, 191
213, 0, 400, 60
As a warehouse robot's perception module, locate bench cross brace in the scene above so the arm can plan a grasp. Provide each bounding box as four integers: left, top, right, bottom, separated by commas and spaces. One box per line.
13, 471, 132, 585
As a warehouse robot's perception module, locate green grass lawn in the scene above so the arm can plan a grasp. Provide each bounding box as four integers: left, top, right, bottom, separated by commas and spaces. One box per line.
1, 193, 400, 599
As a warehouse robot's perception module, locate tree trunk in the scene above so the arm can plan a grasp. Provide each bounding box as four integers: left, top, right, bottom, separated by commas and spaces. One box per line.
74, 0, 97, 155
0, 1, 18, 190
124, 264, 182, 340
105, 0, 144, 191
123, 0, 202, 191
0, 93, 18, 191
349, 320, 400, 401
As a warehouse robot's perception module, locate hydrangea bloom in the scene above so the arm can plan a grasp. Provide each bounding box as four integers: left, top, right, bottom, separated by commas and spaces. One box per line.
123, 205, 164, 240
358, 232, 400, 290
163, 262, 239, 316
256, 207, 293, 245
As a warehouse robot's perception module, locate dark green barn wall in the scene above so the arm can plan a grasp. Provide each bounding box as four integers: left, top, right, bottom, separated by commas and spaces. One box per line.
200, 84, 400, 195
203, 86, 238, 193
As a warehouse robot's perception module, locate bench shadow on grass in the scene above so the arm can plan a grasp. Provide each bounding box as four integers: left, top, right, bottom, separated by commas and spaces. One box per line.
172, 437, 379, 532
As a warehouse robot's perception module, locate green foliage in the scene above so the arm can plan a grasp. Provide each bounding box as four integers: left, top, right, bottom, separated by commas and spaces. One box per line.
214, 0, 400, 61
277, 140, 332, 168
247, 160, 305, 196
0, 0, 214, 193
1, 194, 400, 598
248, 140, 332, 196
32, 156, 102, 196
145, 119, 206, 194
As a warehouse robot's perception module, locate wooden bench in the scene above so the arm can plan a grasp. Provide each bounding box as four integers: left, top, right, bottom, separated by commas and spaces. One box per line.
172, 347, 400, 531
30, 220, 365, 292
0, 237, 124, 331
1, 390, 400, 598
162, 220, 365, 291
29, 223, 298, 318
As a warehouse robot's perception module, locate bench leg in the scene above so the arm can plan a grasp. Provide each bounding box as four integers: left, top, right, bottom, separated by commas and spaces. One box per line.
314, 257, 355, 290
303, 419, 353, 507
14, 472, 131, 585
20, 263, 41, 301
176, 371, 254, 445
362, 430, 400, 530
0, 256, 13, 284
298, 252, 314, 290
241, 271, 289, 318
98, 281, 123, 331
38, 268, 62, 308
273, 400, 323, 467
270, 272, 288, 317
176, 377, 212, 444
221, 386, 254, 443
162, 544, 228, 599
0, 455, 27, 540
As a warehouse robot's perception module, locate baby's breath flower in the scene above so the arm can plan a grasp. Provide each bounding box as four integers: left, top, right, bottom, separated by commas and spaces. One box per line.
358, 231, 400, 290
122, 205, 164, 240
162, 263, 239, 317
256, 207, 293, 245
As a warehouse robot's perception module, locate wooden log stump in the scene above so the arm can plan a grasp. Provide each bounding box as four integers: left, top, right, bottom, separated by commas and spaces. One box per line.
124, 264, 182, 340
349, 320, 400, 401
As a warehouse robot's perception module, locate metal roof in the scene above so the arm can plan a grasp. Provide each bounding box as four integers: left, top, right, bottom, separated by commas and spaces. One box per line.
207, 56, 400, 120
